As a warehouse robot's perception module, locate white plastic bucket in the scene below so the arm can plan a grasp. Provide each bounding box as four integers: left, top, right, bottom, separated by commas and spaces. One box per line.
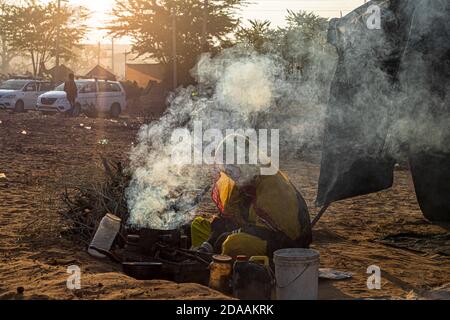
273, 248, 320, 300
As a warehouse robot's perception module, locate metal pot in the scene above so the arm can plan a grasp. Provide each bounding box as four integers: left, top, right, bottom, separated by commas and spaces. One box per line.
138, 228, 182, 255
122, 262, 166, 280
89, 246, 167, 280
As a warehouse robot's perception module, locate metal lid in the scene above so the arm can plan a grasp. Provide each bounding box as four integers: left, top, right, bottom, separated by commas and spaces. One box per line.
106, 213, 122, 222
235, 255, 248, 262
213, 254, 233, 263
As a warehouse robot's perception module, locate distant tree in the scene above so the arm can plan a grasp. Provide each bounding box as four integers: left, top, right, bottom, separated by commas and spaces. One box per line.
0, 1, 19, 74
235, 19, 272, 53
4, 0, 89, 77
108, 0, 247, 86
235, 11, 330, 77
285, 10, 329, 40
275, 10, 330, 76
66, 44, 100, 74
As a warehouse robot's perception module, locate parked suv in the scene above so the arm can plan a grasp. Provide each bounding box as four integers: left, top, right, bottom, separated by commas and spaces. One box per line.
0, 79, 54, 112
36, 79, 126, 118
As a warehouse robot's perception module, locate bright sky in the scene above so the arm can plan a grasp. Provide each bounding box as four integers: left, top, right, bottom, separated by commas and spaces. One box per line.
68, 0, 366, 43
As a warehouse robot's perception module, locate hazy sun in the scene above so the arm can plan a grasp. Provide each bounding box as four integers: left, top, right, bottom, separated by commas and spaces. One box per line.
70, 0, 116, 43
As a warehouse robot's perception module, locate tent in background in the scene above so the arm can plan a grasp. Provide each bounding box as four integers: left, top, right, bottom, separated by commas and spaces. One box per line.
85, 65, 117, 81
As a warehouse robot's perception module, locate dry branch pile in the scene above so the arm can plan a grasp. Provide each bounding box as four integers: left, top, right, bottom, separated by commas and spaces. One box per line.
59, 159, 130, 244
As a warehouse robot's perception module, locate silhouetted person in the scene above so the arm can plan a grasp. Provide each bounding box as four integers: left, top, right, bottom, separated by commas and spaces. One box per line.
64, 73, 77, 115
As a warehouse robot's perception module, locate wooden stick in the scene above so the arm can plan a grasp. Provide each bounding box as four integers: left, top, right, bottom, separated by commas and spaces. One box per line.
311, 204, 331, 228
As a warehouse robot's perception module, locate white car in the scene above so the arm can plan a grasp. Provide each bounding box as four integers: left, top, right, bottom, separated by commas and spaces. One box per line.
36, 79, 127, 118
0, 79, 54, 112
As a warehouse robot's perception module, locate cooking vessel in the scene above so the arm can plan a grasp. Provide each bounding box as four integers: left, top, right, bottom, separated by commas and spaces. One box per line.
138, 228, 182, 255
122, 262, 167, 280
89, 246, 168, 280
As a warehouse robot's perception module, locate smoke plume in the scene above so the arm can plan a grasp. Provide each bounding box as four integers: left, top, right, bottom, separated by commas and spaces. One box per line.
126, 0, 450, 229
125, 47, 328, 230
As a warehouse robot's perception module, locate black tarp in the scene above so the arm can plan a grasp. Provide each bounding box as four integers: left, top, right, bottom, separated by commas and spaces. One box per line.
316, 1, 399, 206
317, 0, 450, 222
399, 0, 450, 222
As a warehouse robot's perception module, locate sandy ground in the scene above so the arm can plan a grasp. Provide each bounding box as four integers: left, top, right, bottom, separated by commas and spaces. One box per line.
0, 111, 449, 300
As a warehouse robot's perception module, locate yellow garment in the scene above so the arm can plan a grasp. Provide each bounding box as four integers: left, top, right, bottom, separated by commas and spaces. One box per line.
221, 232, 267, 257
191, 216, 212, 248
191, 170, 311, 256
214, 172, 251, 225
215, 171, 307, 241
250, 172, 304, 240
190, 217, 267, 256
